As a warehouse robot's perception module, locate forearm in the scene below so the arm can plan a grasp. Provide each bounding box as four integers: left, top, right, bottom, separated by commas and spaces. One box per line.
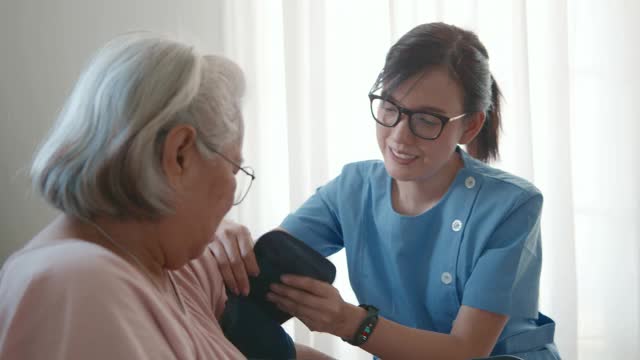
266, 261, 503, 359
331, 301, 505, 360
358, 317, 478, 360
333, 304, 477, 359
294, 343, 335, 360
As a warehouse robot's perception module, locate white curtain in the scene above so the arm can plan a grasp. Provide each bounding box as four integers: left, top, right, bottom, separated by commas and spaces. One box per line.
220, 1, 640, 359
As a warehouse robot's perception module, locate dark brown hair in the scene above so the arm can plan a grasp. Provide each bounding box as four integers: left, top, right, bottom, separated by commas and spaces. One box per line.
371, 22, 502, 162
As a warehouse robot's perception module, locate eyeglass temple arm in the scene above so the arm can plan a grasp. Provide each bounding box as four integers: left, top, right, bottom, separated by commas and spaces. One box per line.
449, 113, 468, 122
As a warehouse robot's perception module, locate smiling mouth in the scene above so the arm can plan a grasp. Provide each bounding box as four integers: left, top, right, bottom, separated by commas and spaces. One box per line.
389, 147, 418, 164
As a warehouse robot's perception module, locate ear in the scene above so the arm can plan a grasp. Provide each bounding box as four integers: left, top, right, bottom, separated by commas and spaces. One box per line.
162, 125, 199, 189
458, 112, 486, 145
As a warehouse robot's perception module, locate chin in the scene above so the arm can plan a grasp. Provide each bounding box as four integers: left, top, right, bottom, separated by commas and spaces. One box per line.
186, 239, 210, 262
384, 162, 420, 182
382, 152, 421, 180
194, 243, 209, 259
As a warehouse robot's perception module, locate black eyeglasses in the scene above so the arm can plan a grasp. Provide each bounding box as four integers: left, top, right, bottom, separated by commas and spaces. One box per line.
212, 149, 255, 205
368, 94, 467, 140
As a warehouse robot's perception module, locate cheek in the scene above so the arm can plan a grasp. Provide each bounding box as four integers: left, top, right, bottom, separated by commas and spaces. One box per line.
208, 176, 234, 210
215, 174, 237, 215
441, 122, 466, 143
200, 178, 234, 239
376, 126, 389, 152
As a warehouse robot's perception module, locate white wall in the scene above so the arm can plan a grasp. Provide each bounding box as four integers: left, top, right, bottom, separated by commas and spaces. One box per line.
0, 0, 225, 262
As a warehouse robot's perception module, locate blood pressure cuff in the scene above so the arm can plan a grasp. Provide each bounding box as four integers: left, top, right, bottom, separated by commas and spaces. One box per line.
220, 230, 336, 359
220, 290, 296, 359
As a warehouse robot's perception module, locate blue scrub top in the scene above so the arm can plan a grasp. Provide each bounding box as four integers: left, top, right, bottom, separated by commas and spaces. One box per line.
281, 149, 559, 358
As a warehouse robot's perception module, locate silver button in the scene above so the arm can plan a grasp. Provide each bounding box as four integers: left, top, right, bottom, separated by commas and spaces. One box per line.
451, 219, 463, 232
441, 272, 453, 285
465, 176, 476, 189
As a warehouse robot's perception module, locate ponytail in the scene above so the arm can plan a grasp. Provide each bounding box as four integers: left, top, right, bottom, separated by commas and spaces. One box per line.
467, 75, 502, 162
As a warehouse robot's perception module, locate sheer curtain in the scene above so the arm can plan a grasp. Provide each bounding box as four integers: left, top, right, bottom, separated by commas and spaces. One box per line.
220, 1, 640, 359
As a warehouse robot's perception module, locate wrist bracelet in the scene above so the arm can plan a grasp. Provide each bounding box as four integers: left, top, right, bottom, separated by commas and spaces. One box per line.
342, 304, 379, 346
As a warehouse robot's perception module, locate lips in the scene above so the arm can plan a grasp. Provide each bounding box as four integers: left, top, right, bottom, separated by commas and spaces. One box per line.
389, 147, 418, 165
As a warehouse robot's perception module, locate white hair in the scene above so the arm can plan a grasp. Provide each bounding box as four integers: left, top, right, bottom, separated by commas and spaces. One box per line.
31, 32, 245, 220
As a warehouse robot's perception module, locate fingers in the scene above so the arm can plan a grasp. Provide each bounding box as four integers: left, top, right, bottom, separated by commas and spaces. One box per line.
269, 283, 328, 309
267, 289, 342, 334
267, 291, 328, 322
281, 275, 332, 296
237, 226, 260, 276
268, 278, 348, 334
223, 235, 251, 296
210, 240, 239, 294
210, 220, 260, 296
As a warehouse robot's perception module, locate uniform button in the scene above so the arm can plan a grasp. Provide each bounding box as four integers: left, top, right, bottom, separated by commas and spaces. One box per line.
441, 272, 453, 285
451, 219, 463, 232
465, 176, 476, 189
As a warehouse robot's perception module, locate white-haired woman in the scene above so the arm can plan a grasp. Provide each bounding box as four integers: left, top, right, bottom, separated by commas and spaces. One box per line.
0, 34, 257, 359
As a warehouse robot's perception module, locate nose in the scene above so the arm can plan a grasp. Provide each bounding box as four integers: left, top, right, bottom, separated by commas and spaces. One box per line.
388, 113, 415, 143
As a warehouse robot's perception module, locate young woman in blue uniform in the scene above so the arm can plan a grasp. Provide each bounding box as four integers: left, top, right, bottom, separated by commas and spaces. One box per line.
212, 22, 560, 359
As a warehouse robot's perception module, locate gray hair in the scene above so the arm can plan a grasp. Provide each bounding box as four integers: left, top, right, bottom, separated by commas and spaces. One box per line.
30, 33, 245, 220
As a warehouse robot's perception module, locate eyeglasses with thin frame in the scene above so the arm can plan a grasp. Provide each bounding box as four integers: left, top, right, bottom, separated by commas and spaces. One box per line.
211, 149, 255, 205
368, 93, 467, 140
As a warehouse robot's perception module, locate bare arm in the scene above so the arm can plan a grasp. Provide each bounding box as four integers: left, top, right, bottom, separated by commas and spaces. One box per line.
360, 305, 507, 360
269, 276, 508, 360
211, 222, 509, 358
295, 343, 336, 360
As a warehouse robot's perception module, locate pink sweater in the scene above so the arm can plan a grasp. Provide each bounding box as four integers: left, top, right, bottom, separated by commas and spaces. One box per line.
0, 239, 244, 359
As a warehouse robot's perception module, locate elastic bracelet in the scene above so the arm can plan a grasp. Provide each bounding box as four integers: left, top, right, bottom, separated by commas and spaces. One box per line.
342, 304, 379, 346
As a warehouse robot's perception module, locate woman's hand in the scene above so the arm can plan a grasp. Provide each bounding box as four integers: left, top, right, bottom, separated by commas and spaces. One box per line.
210, 219, 260, 296
267, 275, 366, 339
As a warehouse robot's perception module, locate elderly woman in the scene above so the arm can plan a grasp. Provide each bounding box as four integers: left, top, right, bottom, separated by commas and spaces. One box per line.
0, 33, 258, 359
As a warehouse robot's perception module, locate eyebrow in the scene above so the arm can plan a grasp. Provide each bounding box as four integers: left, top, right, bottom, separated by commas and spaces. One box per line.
382, 92, 449, 115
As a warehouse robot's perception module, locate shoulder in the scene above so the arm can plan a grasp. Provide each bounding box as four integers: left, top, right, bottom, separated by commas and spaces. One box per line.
329, 160, 386, 189
314, 160, 386, 205
463, 154, 542, 211
340, 160, 386, 178
465, 154, 540, 195
0, 240, 171, 359
1, 239, 142, 303
7, 239, 131, 277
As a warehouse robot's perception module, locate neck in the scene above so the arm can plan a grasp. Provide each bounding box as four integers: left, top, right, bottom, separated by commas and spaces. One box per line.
68, 215, 168, 283
392, 151, 463, 216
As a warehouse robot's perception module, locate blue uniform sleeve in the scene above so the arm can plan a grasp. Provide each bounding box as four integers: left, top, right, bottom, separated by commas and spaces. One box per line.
461, 193, 543, 319
280, 176, 344, 257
